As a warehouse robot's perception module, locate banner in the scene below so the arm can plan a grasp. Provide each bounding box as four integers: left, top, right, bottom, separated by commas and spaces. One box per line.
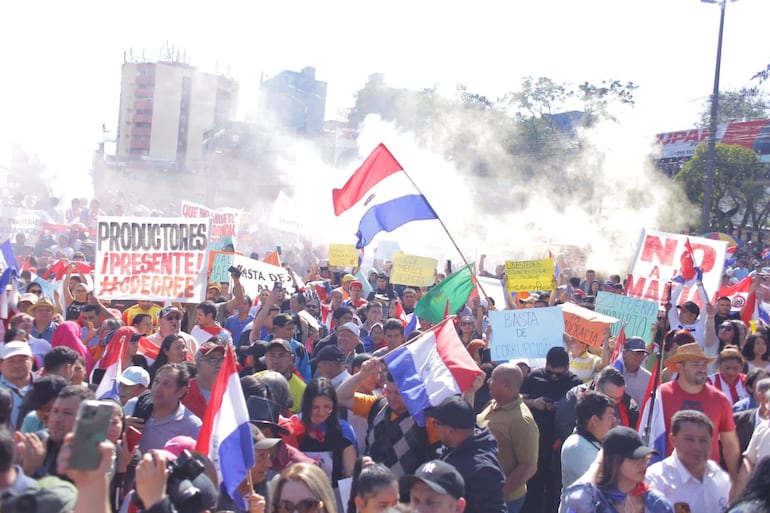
476, 276, 507, 311
489, 307, 565, 366
0, 208, 53, 246
231, 254, 296, 298
268, 190, 307, 235
504, 258, 555, 292
94, 216, 211, 301
561, 302, 618, 347
181, 200, 241, 251
627, 229, 726, 307
390, 254, 438, 286
328, 244, 359, 267
594, 291, 659, 343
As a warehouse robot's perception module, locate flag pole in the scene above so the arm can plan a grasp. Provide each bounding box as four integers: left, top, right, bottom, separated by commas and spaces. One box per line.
643, 282, 671, 445
398, 170, 491, 301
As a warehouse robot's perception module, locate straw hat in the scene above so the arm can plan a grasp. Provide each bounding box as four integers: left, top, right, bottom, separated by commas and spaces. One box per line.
665, 343, 716, 372
27, 297, 55, 314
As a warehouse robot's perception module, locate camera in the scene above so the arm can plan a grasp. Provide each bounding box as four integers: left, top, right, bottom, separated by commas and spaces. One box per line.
166, 450, 206, 512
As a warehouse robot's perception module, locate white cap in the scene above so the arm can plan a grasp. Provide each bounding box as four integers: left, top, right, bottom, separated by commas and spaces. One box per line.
0, 342, 32, 359
337, 322, 361, 338
117, 366, 150, 387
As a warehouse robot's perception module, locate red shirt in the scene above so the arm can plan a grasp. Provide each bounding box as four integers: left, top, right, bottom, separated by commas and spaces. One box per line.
660, 380, 735, 461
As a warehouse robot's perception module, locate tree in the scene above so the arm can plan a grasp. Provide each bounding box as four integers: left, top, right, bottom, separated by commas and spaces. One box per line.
674, 143, 765, 231
577, 79, 638, 125
697, 87, 769, 126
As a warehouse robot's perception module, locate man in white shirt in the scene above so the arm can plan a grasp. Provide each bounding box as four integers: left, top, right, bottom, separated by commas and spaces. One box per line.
668, 281, 712, 349
646, 410, 730, 513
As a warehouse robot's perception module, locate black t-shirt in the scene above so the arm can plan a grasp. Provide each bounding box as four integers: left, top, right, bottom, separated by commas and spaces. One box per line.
520, 368, 582, 447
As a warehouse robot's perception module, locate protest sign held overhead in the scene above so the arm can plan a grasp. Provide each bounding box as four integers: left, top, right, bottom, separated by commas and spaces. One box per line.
95, 216, 211, 301
208, 251, 235, 284
181, 200, 241, 251
268, 190, 307, 235
230, 253, 296, 297
504, 258, 555, 292
561, 301, 618, 347
627, 229, 726, 305
489, 307, 565, 366
390, 253, 438, 286
328, 243, 359, 267
594, 291, 659, 343
0, 207, 53, 246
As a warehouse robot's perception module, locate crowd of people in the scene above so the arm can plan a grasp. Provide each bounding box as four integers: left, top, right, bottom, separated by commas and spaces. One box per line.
2, 201, 770, 512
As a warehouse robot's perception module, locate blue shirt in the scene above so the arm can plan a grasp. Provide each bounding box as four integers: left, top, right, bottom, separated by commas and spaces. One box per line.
224, 313, 255, 344
0, 375, 32, 428
30, 322, 57, 343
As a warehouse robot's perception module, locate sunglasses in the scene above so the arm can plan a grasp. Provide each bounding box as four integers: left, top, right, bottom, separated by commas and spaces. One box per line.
461, 321, 474, 326
275, 499, 322, 513
28, 289, 42, 295
657, 316, 665, 321
720, 325, 734, 331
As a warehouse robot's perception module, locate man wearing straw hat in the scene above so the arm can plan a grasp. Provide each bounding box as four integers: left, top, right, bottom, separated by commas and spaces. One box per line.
657, 343, 741, 480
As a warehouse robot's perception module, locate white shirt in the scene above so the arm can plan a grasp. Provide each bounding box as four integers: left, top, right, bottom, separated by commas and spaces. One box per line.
645, 451, 730, 513
668, 282, 709, 348
744, 419, 770, 465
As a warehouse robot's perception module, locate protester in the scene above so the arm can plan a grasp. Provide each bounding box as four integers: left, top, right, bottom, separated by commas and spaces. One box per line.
709, 345, 749, 405
348, 459, 399, 513
401, 459, 467, 513
272, 462, 338, 513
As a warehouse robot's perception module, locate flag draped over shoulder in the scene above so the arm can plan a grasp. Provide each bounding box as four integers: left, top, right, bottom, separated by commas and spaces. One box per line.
195, 344, 254, 510
384, 318, 481, 426
414, 265, 474, 324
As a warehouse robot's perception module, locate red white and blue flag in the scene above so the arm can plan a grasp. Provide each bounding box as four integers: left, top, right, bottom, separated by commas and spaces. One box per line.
93, 326, 158, 399
717, 276, 752, 313
332, 144, 438, 249
195, 343, 254, 510
384, 317, 482, 426
672, 238, 702, 284
636, 364, 667, 463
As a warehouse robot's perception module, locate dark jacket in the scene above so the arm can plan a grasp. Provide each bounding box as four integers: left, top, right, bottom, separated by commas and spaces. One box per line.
440, 427, 506, 513
734, 407, 760, 455
555, 383, 640, 443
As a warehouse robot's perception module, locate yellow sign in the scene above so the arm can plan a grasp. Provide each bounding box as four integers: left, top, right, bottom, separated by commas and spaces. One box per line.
504, 258, 555, 291
328, 244, 360, 267
390, 254, 438, 286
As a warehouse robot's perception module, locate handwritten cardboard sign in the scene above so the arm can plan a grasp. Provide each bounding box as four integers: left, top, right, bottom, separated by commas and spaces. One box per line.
505, 258, 555, 291
328, 244, 359, 267
390, 254, 438, 286
595, 291, 659, 342
561, 302, 618, 347
489, 307, 565, 365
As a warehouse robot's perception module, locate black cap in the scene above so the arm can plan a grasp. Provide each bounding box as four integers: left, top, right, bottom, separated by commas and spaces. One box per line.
624, 337, 648, 353
272, 313, 294, 328
310, 345, 344, 365
401, 460, 465, 500
266, 339, 293, 353
246, 396, 289, 436
424, 396, 475, 429
602, 426, 658, 459
20, 375, 70, 412
677, 301, 700, 317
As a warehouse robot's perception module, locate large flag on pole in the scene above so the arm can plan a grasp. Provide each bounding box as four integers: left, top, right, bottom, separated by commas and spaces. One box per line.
332, 144, 439, 249
384, 318, 482, 426
414, 265, 475, 324
195, 343, 255, 510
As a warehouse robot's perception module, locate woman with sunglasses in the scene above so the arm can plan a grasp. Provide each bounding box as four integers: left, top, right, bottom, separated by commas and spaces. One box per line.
456, 315, 481, 347
565, 427, 673, 513
272, 462, 337, 513
716, 320, 744, 353
24, 283, 43, 297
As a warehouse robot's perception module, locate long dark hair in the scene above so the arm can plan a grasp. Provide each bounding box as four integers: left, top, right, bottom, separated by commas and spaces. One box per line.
730, 457, 770, 510
743, 334, 769, 362
596, 452, 625, 490
148, 334, 184, 381
300, 377, 342, 441
347, 459, 396, 513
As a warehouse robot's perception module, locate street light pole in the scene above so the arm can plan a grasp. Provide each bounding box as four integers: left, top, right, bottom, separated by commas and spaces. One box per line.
701, 0, 731, 232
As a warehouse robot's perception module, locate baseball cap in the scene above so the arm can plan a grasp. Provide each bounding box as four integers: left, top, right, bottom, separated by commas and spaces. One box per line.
272, 313, 294, 328
198, 338, 226, 357
163, 436, 196, 457
623, 337, 648, 353
602, 426, 658, 459
20, 375, 70, 412
677, 301, 700, 317
266, 339, 293, 353
249, 423, 283, 450
206, 282, 222, 292
0, 341, 32, 359
158, 305, 182, 319
117, 366, 151, 387
424, 396, 475, 429
349, 280, 363, 289
342, 274, 356, 283
310, 345, 345, 365
18, 293, 38, 305
337, 322, 360, 338
401, 460, 465, 500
